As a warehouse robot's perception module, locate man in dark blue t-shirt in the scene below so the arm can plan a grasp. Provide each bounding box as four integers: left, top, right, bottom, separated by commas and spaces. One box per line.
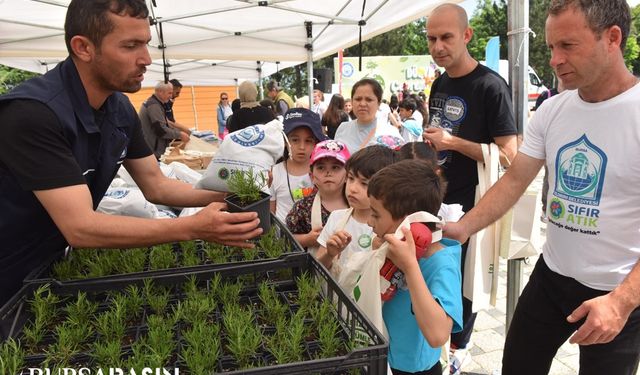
0, 0, 261, 308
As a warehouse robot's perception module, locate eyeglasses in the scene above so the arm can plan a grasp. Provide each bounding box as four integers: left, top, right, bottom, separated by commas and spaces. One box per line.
221, 97, 228, 100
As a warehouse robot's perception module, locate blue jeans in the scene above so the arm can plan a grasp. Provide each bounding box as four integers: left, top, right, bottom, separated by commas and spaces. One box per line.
502, 256, 640, 375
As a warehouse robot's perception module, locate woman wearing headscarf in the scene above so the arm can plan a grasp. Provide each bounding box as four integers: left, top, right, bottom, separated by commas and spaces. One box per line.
226, 81, 275, 133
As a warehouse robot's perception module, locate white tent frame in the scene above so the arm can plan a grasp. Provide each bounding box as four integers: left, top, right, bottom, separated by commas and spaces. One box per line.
1, 0, 531, 321
1, 0, 461, 91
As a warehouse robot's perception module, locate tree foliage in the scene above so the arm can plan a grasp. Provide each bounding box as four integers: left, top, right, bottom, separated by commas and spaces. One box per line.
268, 1, 640, 96
627, 4, 640, 74
0, 65, 39, 95
467, 0, 509, 61
529, 0, 554, 87
467, 0, 639, 88
266, 19, 428, 98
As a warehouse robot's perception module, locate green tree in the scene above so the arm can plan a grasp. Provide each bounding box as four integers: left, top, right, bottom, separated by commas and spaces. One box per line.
529, 0, 554, 87
531, 2, 640, 83
627, 4, 640, 74
467, 0, 509, 61
465, 0, 555, 85
0, 65, 39, 95
266, 18, 428, 97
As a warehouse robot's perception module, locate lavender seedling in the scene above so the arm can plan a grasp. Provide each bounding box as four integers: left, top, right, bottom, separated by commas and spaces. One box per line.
0, 338, 25, 375
92, 339, 123, 368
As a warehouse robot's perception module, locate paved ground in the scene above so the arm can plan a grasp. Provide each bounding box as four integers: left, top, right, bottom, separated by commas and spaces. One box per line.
458, 173, 639, 375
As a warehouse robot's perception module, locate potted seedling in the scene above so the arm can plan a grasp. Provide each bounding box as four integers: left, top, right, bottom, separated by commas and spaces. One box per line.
0, 338, 25, 375
203, 242, 228, 264
180, 320, 220, 373
258, 226, 290, 259
149, 243, 177, 270
180, 242, 201, 267
317, 317, 342, 359
224, 167, 271, 234
92, 339, 123, 369
145, 314, 175, 365
44, 321, 92, 367
258, 282, 287, 324
223, 303, 262, 369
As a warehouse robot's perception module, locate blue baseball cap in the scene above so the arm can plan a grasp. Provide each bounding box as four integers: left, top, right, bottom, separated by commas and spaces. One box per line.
283, 108, 328, 142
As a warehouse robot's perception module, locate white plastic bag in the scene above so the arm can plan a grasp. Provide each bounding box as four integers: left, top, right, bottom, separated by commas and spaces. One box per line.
97, 187, 159, 218
196, 120, 285, 193
464, 143, 501, 311
163, 162, 202, 185
349, 211, 443, 338
499, 189, 543, 260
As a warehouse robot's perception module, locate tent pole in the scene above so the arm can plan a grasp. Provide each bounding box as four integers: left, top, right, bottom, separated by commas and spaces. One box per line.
258, 61, 264, 100
190, 86, 198, 131
506, 0, 530, 331
305, 21, 314, 109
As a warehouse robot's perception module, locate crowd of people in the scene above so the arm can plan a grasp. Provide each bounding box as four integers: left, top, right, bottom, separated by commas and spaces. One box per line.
0, 0, 638, 375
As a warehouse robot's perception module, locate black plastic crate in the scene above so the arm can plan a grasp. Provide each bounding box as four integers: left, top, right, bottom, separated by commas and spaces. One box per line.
1, 253, 387, 374
24, 214, 304, 285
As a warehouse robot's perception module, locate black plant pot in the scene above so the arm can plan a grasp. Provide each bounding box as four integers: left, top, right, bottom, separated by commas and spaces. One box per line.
224, 191, 271, 236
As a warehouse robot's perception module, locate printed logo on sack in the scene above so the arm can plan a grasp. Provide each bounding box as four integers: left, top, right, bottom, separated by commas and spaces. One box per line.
218, 167, 230, 180
104, 189, 129, 199
554, 135, 607, 206
230, 125, 264, 147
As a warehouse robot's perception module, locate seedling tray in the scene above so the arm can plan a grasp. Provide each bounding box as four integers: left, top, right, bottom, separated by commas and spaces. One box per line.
24, 214, 303, 286
1, 253, 387, 374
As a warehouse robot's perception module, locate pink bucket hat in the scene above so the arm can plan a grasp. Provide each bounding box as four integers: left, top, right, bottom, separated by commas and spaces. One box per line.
310, 140, 351, 166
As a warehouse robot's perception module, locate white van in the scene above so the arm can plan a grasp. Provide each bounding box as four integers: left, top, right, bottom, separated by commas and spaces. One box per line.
481, 60, 548, 109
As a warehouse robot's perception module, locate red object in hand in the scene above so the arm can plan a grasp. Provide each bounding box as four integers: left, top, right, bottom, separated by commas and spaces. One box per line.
380, 222, 432, 301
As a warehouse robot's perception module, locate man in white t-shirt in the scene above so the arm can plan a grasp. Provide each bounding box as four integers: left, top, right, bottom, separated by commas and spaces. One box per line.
445, 1, 640, 374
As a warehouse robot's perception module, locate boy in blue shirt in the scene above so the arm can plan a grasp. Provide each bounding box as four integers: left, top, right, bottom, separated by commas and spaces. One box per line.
368, 159, 463, 374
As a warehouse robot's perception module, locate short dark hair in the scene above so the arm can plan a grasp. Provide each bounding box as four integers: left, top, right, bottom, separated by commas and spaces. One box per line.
548, 0, 631, 52
266, 80, 281, 92
368, 159, 446, 224
65, 0, 149, 56
398, 141, 439, 168
345, 145, 396, 180
399, 98, 417, 112
351, 78, 383, 103
169, 79, 183, 88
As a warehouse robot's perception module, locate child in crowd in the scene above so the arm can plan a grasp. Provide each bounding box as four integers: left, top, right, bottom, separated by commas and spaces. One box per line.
389, 98, 423, 143
270, 108, 327, 222
286, 140, 350, 252
398, 141, 438, 166
315, 145, 396, 285
368, 159, 463, 375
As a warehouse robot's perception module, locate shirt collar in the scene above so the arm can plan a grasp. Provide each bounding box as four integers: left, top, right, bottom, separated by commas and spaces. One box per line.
60, 57, 119, 134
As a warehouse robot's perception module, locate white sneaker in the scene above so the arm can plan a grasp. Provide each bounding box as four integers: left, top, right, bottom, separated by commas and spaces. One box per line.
449, 346, 472, 375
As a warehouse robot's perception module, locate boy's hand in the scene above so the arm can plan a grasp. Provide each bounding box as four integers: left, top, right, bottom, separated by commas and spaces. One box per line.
326, 230, 352, 258
384, 226, 419, 273
305, 227, 323, 246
